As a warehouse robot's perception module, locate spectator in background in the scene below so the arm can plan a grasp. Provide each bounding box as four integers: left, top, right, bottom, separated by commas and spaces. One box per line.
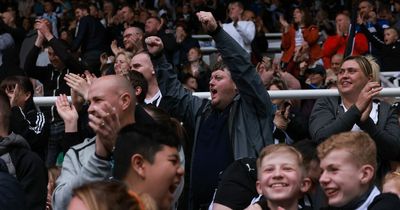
145, 16, 177, 64
112, 26, 145, 56
120, 4, 144, 29
71, 4, 107, 75
42, 0, 59, 38
0, 90, 47, 210
0, 76, 48, 161
322, 13, 368, 69
243, 10, 268, 64
114, 51, 133, 75
280, 7, 322, 79
357, 0, 388, 62
330, 54, 343, 75
130, 51, 163, 107
309, 55, 400, 181
0, 11, 26, 50
222, 1, 255, 54
174, 23, 200, 69
179, 47, 210, 92
24, 18, 82, 167
358, 14, 400, 72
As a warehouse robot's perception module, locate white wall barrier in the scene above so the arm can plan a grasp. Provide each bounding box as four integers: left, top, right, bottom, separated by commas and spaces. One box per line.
33, 88, 400, 106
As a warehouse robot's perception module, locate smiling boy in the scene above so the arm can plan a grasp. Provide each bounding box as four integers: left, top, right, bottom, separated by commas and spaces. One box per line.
247, 144, 311, 210
318, 131, 400, 210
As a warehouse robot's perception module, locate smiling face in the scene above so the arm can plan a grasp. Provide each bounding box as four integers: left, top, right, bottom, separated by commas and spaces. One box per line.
256, 150, 305, 205
337, 60, 370, 97
209, 69, 236, 110
319, 149, 366, 207
143, 145, 184, 210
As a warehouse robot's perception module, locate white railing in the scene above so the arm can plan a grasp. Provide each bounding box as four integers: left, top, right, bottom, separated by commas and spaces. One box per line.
33, 88, 400, 106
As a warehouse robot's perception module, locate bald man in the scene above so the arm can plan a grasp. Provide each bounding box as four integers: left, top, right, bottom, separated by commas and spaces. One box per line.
52, 75, 136, 210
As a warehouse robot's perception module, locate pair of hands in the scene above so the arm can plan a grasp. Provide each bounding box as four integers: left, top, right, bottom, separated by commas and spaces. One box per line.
274, 103, 291, 131
55, 72, 96, 132
55, 93, 120, 158
355, 81, 382, 122
35, 19, 53, 46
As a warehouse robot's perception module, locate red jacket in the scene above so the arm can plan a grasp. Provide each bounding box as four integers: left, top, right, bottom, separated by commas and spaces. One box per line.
322, 33, 368, 69
281, 25, 322, 64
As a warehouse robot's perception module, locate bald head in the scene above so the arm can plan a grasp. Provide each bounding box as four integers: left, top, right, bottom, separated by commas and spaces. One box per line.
88, 75, 136, 126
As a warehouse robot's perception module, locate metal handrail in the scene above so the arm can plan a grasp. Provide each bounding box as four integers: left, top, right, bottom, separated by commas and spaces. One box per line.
33, 88, 400, 106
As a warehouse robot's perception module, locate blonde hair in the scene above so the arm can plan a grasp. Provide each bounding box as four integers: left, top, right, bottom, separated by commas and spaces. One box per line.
317, 131, 377, 170
257, 144, 306, 178
383, 171, 400, 190
342, 55, 380, 83
72, 181, 146, 210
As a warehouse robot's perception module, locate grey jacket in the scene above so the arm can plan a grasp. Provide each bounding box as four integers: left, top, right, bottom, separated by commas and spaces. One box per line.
155, 26, 274, 161
52, 137, 112, 210
309, 97, 400, 161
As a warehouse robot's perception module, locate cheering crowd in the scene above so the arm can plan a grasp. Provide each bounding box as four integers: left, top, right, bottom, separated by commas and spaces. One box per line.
1, 0, 400, 210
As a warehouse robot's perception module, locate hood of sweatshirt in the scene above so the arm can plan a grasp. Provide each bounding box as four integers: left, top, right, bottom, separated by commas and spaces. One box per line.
0, 132, 31, 155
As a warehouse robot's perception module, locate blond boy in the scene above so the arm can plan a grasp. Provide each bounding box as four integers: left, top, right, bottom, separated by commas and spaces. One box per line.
318, 131, 400, 209
247, 144, 311, 210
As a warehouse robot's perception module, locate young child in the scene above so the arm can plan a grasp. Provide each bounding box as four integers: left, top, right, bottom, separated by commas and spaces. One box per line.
247, 144, 312, 210
382, 171, 400, 198
318, 131, 400, 209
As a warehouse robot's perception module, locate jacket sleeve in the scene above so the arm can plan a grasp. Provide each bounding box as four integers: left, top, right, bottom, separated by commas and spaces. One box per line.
353, 33, 369, 55
48, 38, 82, 74
236, 21, 256, 45
52, 142, 112, 210
10, 107, 46, 149
71, 18, 88, 52
309, 97, 362, 143
211, 26, 273, 116
322, 35, 343, 68
14, 150, 47, 210
24, 45, 50, 80
357, 105, 400, 160
281, 27, 293, 51
154, 53, 206, 129
359, 24, 385, 50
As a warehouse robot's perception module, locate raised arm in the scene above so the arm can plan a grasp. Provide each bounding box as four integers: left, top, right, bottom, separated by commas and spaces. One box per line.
146, 36, 207, 129
197, 11, 272, 115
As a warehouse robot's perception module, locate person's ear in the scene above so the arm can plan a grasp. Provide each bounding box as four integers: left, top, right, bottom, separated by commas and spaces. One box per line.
119, 92, 131, 110
300, 177, 312, 193
256, 180, 263, 194
134, 86, 142, 98
359, 164, 374, 184
131, 154, 146, 178
23, 91, 32, 102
